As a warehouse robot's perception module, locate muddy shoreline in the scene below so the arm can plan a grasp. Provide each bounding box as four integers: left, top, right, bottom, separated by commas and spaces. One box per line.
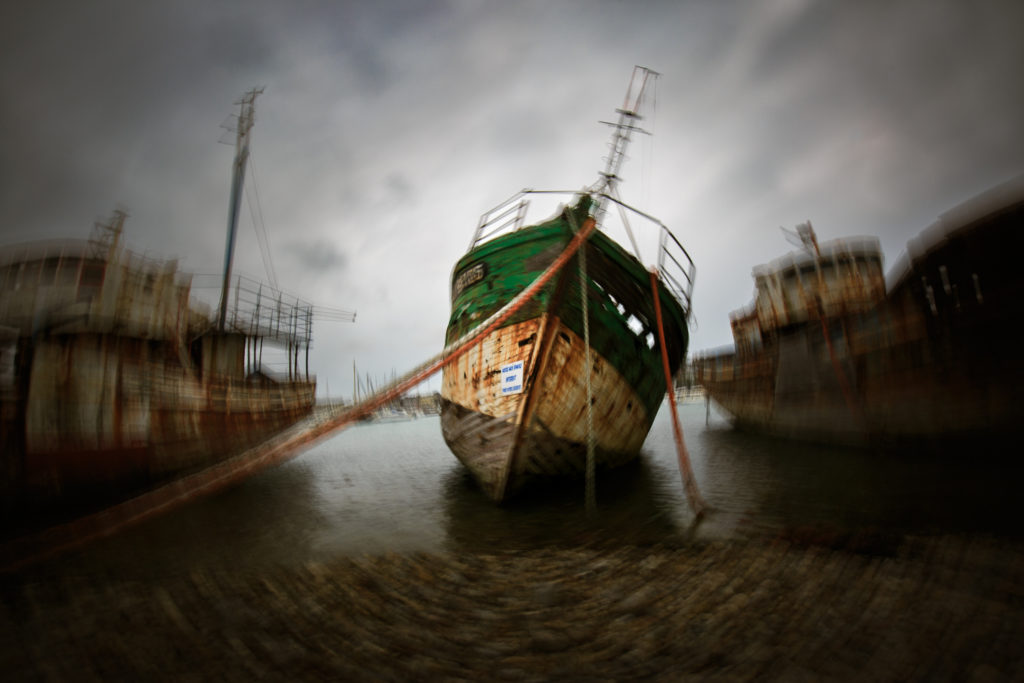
4, 533, 1022, 681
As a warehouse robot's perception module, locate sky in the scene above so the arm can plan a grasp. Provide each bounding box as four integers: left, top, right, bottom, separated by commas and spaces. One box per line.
2, 0, 1023, 401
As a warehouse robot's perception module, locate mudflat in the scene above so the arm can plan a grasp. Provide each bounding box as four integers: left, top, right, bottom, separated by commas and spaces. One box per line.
3, 533, 1021, 680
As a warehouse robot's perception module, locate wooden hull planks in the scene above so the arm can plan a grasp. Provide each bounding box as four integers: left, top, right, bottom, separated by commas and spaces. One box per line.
441, 316, 653, 501
16, 333, 314, 503
441, 204, 689, 501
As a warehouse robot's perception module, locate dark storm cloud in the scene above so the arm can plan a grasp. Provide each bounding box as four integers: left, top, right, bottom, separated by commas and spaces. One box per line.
746, 0, 1024, 177
0, 0, 449, 238
672, 0, 1024, 241
0, 2, 279, 242
285, 239, 348, 273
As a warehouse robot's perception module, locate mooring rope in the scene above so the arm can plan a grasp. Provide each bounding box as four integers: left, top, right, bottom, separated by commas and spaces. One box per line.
649, 269, 707, 517
325, 215, 598, 432
580, 236, 597, 515
1, 217, 600, 572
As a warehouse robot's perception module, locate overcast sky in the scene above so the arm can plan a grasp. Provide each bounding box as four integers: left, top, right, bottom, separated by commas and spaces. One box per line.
3, 0, 1023, 400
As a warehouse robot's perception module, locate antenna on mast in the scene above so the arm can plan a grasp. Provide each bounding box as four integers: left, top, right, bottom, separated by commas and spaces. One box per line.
218, 86, 264, 331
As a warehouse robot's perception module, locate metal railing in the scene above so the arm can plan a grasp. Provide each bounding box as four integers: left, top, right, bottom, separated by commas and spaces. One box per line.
193, 273, 355, 347
469, 189, 579, 251
469, 188, 696, 319
657, 226, 697, 322
226, 274, 313, 345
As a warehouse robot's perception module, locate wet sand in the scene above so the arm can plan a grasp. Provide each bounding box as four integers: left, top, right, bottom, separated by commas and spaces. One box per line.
4, 532, 1022, 681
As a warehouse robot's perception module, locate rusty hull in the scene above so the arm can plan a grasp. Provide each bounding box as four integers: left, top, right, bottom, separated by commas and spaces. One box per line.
14, 334, 313, 505
441, 314, 651, 501
696, 174, 1024, 446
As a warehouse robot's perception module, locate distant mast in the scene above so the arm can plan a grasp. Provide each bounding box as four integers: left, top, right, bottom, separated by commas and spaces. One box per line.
218, 87, 264, 331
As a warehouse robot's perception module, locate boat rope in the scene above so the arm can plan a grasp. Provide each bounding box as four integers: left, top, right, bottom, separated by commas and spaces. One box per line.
328, 215, 598, 430
580, 234, 597, 515
245, 151, 279, 290
1, 217, 600, 571
649, 269, 707, 517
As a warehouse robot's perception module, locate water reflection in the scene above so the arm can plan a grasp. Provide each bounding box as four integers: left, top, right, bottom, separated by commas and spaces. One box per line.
685, 402, 1023, 541
33, 458, 325, 579
441, 455, 684, 555
23, 405, 1024, 580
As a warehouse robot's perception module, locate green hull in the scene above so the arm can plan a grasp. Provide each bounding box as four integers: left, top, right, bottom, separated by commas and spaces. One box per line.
446, 206, 688, 419
440, 200, 690, 499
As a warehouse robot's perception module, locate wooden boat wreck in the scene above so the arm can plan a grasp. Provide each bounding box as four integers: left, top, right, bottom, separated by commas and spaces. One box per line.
0, 90, 320, 521
693, 173, 1024, 447
440, 67, 696, 502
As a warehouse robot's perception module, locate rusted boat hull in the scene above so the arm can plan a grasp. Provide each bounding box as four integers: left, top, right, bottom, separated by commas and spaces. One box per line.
0, 217, 318, 522
441, 317, 653, 500
699, 335, 1022, 447
699, 303, 1024, 447
696, 173, 1024, 447
2, 92, 335, 526
442, 70, 695, 501
11, 333, 313, 508
441, 200, 689, 502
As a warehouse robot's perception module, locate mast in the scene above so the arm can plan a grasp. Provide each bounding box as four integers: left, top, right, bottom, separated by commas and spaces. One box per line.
782, 221, 822, 259
590, 66, 659, 217
218, 87, 264, 331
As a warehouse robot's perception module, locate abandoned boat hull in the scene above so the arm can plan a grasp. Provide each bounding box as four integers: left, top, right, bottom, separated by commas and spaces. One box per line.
0, 92, 333, 525
699, 330, 1022, 447
5, 329, 314, 517
695, 173, 1024, 447
441, 317, 654, 500
19, 333, 313, 500
0, 223, 317, 519
441, 67, 695, 501
441, 208, 688, 501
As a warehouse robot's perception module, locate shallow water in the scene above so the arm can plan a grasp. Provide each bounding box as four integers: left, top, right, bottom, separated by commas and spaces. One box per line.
35, 399, 1021, 578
